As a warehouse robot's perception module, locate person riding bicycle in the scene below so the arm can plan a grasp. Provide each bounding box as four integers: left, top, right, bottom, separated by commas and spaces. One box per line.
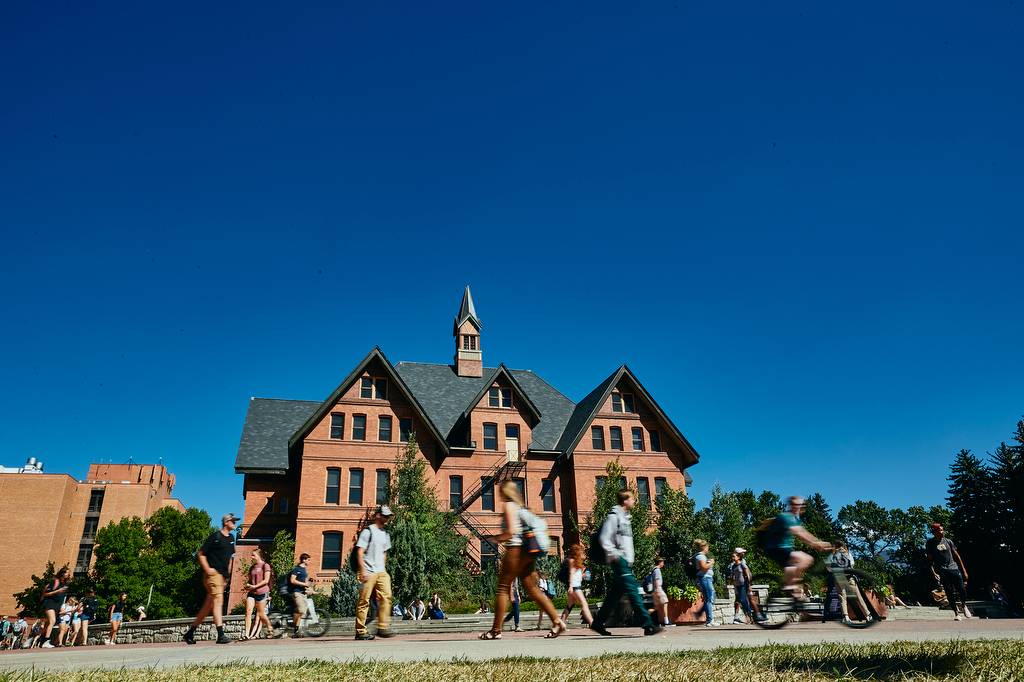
761, 496, 831, 598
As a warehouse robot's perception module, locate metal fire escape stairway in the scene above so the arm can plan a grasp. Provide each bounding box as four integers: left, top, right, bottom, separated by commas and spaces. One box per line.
450, 455, 526, 572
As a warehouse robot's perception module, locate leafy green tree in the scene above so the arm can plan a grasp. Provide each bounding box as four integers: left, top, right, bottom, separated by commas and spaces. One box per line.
735, 489, 783, 529
13, 562, 75, 617
581, 459, 655, 596
268, 530, 296, 612
694, 485, 749, 590
655, 485, 697, 589
92, 516, 163, 616
146, 506, 212, 616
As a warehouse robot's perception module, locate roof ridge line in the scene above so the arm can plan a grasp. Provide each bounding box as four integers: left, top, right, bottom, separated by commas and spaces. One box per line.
250, 397, 321, 403
509, 369, 576, 406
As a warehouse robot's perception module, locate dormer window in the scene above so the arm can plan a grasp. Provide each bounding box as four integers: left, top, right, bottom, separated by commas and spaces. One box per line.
488, 387, 513, 408
360, 377, 388, 400
611, 393, 623, 412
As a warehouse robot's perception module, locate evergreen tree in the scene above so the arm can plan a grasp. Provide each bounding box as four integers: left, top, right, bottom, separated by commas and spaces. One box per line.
799, 492, 842, 543
946, 448, 999, 590
991, 427, 1024, 565
327, 567, 362, 616
386, 432, 470, 603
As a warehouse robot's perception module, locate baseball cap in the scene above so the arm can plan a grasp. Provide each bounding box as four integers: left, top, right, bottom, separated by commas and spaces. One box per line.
222, 513, 241, 524
377, 505, 394, 517
734, 547, 747, 554
930, 522, 943, 530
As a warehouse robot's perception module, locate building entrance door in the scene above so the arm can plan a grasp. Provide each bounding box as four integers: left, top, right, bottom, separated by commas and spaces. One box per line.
505, 424, 520, 463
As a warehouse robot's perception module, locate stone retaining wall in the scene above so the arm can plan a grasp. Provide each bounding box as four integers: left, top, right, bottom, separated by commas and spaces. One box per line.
85, 616, 248, 645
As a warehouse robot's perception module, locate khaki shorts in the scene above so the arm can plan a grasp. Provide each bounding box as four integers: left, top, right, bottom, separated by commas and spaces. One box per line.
292, 592, 309, 617
205, 572, 226, 596
653, 588, 669, 606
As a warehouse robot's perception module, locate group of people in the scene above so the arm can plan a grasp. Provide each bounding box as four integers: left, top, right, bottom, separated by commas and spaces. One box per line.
7, 490, 989, 652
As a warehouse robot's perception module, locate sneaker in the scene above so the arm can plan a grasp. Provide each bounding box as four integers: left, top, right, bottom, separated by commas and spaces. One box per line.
732, 618, 745, 624
183, 631, 196, 645
591, 625, 612, 636
216, 634, 231, 644
643, 624, 664, 636
354, 633, 375, 641
954, 614, 963, 621
513, 627, 525, 632
376, 630, 395, 639
964, 608, 973, 619
842, 617, 852, 626
42, 642, 54, 648
704, 621, 717, 628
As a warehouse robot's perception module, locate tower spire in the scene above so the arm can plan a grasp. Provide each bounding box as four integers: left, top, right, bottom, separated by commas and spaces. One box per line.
453, 286, 483, 377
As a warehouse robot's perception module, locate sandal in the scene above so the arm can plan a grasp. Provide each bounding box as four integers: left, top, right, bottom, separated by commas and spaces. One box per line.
479, 630, 502, 640
544, 621, 567, 639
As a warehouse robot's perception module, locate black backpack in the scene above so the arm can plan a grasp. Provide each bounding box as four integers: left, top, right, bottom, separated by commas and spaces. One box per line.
587, 527, 606, 566
557, 558, 570, 587
277, 571, 292, 597
683, 555, 698, 580
755, 516, 779, 552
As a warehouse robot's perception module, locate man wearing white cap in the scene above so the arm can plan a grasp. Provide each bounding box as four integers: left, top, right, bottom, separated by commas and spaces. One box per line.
354, 505, 395, 640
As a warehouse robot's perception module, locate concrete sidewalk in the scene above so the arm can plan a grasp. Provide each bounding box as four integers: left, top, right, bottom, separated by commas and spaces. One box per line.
1, 619, 1022, 673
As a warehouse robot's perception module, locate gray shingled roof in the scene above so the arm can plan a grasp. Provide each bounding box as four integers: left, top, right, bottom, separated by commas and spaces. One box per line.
392, 362, 575, 450
234, 398, 320, 472
234, 358, 697, 473
554, 367, 621, 452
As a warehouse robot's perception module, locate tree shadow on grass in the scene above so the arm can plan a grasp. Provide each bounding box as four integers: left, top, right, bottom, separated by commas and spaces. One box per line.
772, 651, 968, 680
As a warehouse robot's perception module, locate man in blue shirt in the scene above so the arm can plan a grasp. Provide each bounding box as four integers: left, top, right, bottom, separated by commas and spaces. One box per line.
764, 496, 831, 597
288, 553, 312, 636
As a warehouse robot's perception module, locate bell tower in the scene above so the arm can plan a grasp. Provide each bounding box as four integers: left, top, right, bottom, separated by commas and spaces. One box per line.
453, 285, 483, 377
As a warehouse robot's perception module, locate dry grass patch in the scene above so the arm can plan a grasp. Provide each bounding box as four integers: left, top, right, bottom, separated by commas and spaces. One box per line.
2, 640, 1022, 681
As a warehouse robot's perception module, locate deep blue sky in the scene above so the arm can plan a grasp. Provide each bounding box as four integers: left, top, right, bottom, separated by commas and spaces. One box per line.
2, 2, 1022, 520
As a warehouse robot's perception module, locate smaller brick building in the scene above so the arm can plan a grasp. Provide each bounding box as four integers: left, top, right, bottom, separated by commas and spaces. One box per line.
0, 460, 184, 614
232, 287, 700, 606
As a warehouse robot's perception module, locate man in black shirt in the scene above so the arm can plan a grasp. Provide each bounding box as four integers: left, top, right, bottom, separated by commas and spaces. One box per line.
288, 553, 312, 636
925, 523, 971, 621
184, 513, 238, 644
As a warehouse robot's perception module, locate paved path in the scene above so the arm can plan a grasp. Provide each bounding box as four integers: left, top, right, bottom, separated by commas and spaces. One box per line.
1, 620, 1022, 673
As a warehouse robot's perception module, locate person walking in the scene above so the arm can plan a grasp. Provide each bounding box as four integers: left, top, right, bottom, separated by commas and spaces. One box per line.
693, 539, 717, 627
78, 589, 98, 646
39, 566, 69, 648
12, 616, 27, 649
534, 571, 556, 629
481, 482, 565, 640
560, 543, 594, 627
827, 541, 872, 625
354, 505, 395, 640
285, 552, 312, 636
183, 513, 238, 645
106, 592, 127, 645
649, 557, 673, 627
926, 523, 972, 620
728, 549, 756, 624
243, 547, 276, 639
590, 490, 662, 637
502, 579, 522, 631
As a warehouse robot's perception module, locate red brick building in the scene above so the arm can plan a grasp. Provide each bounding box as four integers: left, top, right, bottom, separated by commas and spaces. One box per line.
231, 287, 699, 602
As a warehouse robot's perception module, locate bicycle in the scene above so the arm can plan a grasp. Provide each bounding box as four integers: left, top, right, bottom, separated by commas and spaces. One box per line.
749, 566, 882, 630
250, 599, 331, 639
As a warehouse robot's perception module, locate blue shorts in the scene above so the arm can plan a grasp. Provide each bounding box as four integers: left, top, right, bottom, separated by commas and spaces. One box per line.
111, 613, 123, 623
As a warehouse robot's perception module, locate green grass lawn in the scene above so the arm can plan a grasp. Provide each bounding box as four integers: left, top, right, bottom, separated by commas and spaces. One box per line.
2, 640, 1022, 681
